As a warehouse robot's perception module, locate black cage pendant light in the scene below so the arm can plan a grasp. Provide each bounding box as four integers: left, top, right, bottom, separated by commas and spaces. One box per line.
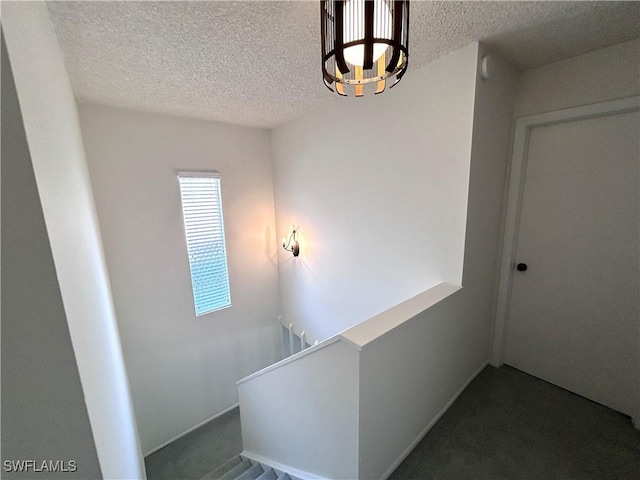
321, 0, 410, 97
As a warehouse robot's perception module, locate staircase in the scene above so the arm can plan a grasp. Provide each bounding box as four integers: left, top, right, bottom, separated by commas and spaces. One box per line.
201, 456, 295, 480
238, 283, 462, 479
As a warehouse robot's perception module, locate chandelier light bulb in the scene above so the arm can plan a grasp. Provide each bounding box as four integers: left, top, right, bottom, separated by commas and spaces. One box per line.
342, 0, 391, 67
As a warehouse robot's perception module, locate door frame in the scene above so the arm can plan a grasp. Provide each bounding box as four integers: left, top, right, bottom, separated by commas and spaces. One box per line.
491, 95, 640, 369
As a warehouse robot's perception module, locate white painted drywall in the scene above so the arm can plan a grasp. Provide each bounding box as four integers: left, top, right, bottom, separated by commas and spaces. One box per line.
357, 45, 518, 479
515, 38, 640, 117
2, 3, 145, 479
1, 32, 102, 479
238, 340, 359, 479
78, 104, 281, 454
270, 43, 480, 344
359, 295, 477, 480
239, 42, 516, 479
341, 282, 461, 348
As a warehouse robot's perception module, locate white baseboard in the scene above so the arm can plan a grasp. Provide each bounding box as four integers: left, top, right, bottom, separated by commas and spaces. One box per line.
144, 403, 240, 457
380, 360, 490, 480
241, 450, 331, 480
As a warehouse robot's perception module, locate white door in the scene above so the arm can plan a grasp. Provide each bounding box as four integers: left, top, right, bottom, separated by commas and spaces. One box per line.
504, 105, 639, 416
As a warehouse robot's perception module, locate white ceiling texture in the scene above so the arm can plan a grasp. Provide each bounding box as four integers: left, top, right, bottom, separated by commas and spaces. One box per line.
48, 1, 640, 128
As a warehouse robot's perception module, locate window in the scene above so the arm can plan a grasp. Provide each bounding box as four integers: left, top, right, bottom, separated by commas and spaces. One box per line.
178, 172, 231, 315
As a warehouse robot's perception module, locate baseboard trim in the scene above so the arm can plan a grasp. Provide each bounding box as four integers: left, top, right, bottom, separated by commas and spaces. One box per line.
144, 403, 240, 457
380, 360, 490, 480
241, 450, 331, 480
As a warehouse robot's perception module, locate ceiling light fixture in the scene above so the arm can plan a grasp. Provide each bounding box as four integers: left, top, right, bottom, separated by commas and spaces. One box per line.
321, 0, 410, 97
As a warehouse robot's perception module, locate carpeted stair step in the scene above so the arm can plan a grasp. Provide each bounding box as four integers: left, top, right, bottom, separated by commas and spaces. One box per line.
201, 456, 243, 480
218, 459, 252, 480
202, 456, 293, 480
234, 463, 264, 480
255, 468, 277, 480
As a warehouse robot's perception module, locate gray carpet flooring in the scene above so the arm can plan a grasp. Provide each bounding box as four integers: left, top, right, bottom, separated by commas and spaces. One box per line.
389, 365, 640, 480
144, 406, 242, 480
144, 366, 640, 480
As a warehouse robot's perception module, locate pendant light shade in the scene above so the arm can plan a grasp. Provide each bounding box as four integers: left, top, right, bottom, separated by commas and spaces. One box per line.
321, 0, 410, 97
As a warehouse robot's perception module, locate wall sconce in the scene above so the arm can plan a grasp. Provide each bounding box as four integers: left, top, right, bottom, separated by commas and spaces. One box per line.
282, 229, 300, 257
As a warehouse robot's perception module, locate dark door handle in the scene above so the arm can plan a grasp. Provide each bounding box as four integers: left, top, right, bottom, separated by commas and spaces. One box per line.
516, 263, 528, 272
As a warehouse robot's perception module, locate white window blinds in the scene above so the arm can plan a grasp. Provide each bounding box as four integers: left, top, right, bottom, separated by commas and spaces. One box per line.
178, 173, 231, 316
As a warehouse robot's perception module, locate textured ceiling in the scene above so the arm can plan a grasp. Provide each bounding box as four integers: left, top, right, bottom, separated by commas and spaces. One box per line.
47, 1, 640, 129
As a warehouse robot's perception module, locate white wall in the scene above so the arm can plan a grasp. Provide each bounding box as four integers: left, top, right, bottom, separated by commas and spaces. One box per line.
238, 340, 359, 479
2, 3, 145, 479
266, 43, 518, 478
515, 38, 640, 118
358, 45, 518, 480
270, 43, 480, 344
78, 104, 281, 454
2, 32, 102, 479
359, 292, 473, 480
